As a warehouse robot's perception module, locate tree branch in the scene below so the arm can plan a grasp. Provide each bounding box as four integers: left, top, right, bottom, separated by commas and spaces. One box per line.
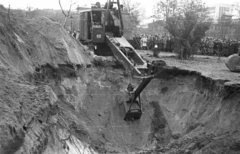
59, 0, 67, 17
67, 2, 77, 17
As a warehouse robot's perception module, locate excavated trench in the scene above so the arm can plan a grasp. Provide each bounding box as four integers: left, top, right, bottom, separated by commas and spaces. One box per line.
30, 62, 240, 154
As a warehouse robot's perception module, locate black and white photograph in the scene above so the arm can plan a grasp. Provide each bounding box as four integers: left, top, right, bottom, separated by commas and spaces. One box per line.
0, 0, 240, 153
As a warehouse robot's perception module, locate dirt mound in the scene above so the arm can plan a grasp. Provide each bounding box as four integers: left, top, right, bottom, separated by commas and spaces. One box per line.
0, 9, 90, 76
28, 17, 90, 65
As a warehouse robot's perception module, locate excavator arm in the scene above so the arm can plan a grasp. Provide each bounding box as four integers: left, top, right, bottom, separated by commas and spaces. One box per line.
132, 76, 154, 102
123, 60, 166, 121
132, 60, 167, 102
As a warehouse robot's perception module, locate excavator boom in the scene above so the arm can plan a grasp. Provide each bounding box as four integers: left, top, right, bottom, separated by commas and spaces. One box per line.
132, 76, 154, 101
105, 34, 148, 75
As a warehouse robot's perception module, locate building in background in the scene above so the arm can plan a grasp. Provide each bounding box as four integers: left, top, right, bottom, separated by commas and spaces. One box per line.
208, 3, 234, 23
207, 3, 240, 39
133, 20, 165, 35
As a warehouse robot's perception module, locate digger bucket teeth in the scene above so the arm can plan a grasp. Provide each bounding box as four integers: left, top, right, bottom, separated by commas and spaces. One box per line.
124, 109, 142, 121
123, 100, 142, 121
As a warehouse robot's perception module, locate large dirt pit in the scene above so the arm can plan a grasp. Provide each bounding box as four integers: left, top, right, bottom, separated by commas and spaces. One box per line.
36, 64, 240, 154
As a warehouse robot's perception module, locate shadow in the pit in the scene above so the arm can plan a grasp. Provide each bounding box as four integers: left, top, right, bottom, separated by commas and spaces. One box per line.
149, 101, 171, 146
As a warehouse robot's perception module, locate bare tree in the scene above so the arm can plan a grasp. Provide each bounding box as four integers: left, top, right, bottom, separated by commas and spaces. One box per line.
152, 0, 178, 36
157, 0, 212, 59
121, 0, 145, 26
26, 6, 33, 18
59, 0, 77, 29
153, 0, 178, 20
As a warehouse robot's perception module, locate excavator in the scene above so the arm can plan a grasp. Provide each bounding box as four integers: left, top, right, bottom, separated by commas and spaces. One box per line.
78, 0, 148, 75
78, 0, 167, 121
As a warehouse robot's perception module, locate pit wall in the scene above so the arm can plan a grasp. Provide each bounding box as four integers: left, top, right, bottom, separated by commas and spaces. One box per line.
37, 64, 240, 154
141, 69, 240, 153
0, 8, 96, 154
1, 64, 97, 154
37, 65, 157, 153
6, 60, 240, 154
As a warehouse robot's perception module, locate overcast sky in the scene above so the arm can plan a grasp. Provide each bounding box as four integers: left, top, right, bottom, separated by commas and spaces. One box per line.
1, 0, 238, 11
0, 0, 238, 23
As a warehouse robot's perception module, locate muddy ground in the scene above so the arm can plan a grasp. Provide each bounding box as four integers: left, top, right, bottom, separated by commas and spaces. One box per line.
141, 50, 240, 84
1, 5, 240, 154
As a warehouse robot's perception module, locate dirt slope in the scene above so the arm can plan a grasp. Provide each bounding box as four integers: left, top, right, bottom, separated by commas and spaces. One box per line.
0, 7, 90, 76
0, 6, 95, 154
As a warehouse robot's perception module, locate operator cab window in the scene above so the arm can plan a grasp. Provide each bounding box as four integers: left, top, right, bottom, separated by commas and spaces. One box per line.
112, 3, 120, 18
92, 11, 102, 27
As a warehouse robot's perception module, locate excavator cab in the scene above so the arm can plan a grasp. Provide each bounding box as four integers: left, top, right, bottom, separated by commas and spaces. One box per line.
79, 7, 105, 44
78, 0, 123, 44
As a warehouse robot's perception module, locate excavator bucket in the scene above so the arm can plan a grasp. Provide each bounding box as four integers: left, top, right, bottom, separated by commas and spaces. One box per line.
123, 100, 142, 121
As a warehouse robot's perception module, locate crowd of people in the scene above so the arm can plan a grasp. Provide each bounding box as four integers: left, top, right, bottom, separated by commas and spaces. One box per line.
199, 37, 240, 57
132, 34, 174, 52
130, 34, 240, 57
